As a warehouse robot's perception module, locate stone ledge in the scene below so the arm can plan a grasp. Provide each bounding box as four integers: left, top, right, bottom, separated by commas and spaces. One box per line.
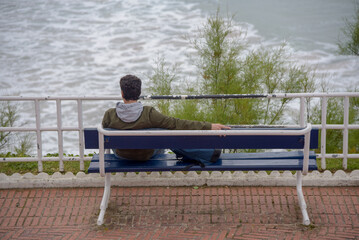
0, 170, 358, 189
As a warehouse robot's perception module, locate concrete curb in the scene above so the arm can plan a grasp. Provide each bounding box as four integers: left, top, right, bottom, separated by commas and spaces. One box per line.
0, 170, 358, 188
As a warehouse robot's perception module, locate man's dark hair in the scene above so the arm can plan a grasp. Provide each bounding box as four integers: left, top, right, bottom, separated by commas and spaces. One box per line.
119, 75, 142, 100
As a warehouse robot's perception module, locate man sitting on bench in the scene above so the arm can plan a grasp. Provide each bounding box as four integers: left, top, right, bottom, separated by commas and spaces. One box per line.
101, 74, 230, 162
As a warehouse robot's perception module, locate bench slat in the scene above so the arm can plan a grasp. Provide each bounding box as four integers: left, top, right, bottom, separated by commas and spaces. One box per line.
87, 151, 318, 173
84, 128, 319, 150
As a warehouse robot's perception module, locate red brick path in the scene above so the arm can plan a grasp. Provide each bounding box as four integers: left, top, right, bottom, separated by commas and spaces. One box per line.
0, 186, 358, 239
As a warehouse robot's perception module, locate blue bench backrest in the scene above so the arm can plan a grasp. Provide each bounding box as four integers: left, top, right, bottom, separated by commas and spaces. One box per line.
84, 128, 319, 150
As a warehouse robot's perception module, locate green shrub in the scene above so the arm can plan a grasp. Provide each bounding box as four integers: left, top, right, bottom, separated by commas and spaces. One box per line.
338, 4, 359, 55
0, 101, 18, 150
187, 11, 317, 125
147, 56, 179, 116
0, 101, 32, 156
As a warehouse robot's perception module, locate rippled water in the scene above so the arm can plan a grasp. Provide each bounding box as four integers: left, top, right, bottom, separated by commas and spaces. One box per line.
0, 0, 205, 97
0, 0, 358, 153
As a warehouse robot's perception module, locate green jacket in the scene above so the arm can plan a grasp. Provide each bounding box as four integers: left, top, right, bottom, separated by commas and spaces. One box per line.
102, 105, 211, 160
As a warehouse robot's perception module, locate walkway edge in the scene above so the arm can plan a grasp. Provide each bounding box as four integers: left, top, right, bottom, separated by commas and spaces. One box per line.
0, 170, 358, 188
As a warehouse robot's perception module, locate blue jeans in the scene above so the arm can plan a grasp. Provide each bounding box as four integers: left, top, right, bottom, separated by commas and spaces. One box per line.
112, 148, 165, 160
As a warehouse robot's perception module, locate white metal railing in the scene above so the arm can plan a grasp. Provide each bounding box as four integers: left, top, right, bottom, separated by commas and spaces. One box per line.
0, 92, 358, 172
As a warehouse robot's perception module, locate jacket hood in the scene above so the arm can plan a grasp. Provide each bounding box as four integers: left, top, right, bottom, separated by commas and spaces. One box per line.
116, 102, 144, 123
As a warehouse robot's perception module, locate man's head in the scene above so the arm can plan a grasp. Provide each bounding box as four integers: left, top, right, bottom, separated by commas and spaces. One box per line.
119, 75, 142, 101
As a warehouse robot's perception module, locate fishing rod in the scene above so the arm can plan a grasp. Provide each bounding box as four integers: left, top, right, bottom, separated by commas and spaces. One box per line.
140, 92, 359, 100
140, 94, 269, 100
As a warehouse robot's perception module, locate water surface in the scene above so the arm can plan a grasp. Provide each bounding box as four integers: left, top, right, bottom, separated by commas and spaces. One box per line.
0, 0, 358, 153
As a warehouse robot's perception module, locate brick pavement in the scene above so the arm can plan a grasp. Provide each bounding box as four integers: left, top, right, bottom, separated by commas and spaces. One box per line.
0, 186, 358, 239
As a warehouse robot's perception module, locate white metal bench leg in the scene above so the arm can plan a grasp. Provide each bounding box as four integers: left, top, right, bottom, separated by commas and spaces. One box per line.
97, 173, 111, 225
296, 171, 310, 225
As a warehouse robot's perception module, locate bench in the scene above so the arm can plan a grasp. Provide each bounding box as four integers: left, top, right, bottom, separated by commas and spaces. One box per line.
84, 124, 319, 226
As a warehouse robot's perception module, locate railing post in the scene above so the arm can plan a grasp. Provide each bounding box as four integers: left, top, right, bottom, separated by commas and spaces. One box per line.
56, 99, 64, 172
343, 96, 349, 170
34, 100, 43, 172
300, 97, 305, 128
77, 99, 84, 171
321, 97, 327, 169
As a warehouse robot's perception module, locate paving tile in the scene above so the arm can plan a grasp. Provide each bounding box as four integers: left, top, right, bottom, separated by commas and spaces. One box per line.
0, 186, 358, 239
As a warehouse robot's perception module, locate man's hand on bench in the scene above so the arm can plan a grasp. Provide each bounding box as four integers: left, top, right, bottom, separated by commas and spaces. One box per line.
211, 124, 231, 130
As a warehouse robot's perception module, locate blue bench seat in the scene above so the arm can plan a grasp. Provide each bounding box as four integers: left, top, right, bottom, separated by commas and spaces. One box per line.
88, 151, 318, 173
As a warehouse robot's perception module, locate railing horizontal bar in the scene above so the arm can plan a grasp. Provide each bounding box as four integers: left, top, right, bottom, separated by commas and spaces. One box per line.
0, 96, 123, 101
1, 157, 92, 162
2, 124, 359, 132
312, 124, 359, 130
0, 127, 80, 131
268, 92, 359, 98
0, 92, 358, 101
316, 154, 359, 159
